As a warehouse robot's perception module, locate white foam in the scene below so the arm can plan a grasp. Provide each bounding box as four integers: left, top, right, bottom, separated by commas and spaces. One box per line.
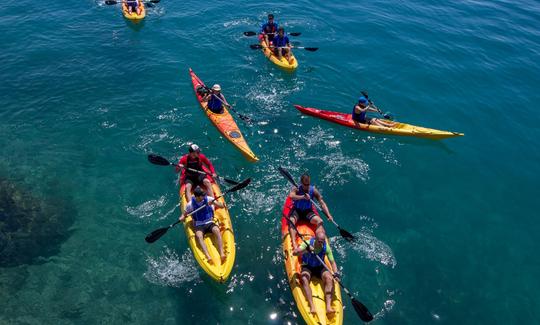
125, 195, 169, 219
144, 249, 200, 287
331, 231, 397, 268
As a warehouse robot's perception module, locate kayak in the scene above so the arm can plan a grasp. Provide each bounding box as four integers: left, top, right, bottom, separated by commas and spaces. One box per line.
295, 105, 464, 140
189, 68, 259, 162
122, 0, 145, 20
281, 197, 344, 325
258, 34, 298, 71
180, 175, 235, 283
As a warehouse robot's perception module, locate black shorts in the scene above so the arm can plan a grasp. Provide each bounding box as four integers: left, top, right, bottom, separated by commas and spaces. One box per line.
289, 208, 316, 222
194, 222, 217, 235
301, 264, 327, 279
185, 173, 206, 187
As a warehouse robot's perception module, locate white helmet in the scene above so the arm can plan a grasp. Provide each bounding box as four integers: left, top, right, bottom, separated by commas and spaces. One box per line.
189, 144, 200, 153
212, 84, 221, 91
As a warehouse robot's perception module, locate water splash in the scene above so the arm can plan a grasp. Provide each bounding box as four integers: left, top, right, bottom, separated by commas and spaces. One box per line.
331, 231, 397, 268
144, 248, 200, 287
226, 272, 255, 294
125, 195, 169, 219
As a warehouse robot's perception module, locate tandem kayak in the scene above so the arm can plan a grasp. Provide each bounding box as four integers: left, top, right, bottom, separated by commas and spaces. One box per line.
189, 68, 259, 162
281, 197, 344, 325
122, 0, 145, 20
295, 105, 464, 140
180, 177, 235, 283
258, 34, 298, 71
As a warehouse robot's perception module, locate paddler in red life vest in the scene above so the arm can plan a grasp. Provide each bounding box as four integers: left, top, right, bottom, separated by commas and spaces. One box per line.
288, 173, 334, 250
176, 144, 217, 202
293, 227, 339, 315
260, 13, 278, 46
179, 186, 226, 264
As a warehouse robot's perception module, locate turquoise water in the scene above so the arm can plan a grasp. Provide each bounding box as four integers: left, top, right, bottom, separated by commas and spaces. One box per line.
1, 0, 539, 323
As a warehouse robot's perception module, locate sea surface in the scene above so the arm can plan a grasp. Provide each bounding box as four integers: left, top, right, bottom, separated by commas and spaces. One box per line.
1, 0, 539, 324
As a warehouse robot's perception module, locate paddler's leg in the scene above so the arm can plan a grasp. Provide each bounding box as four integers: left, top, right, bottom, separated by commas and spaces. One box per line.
322, 269, 336, 314
185, 182, 193, 202
288, 211, 299, 250
195, 228, 213, 264
285, 48, 293, 64
371, 118, 395, 128
301, 268, 317, 314
211, 224, 226, 263
202, 177, 215, 198
276, 47, 283, 60
309, 212, 324, 229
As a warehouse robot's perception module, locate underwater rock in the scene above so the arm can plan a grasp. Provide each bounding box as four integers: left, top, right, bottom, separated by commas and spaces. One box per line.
0, 178, 74, 267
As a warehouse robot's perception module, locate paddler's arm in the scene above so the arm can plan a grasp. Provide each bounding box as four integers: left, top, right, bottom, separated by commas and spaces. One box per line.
325, 244, 339, 275
293, 241, 313, 256
220, 93, 231, 108
175, 156, 187, 173
289, 187, 306, 201
179, 202, 193, 222
200, 154, 217, 178
313, 188, 334, 221
207, 196, 224, 209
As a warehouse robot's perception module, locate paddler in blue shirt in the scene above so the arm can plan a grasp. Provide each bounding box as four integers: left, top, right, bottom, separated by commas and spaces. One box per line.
202, 84, 230, 114
272, 27, 294, 64
125, 0, 140, 15
260, 13, 278, 45
352, 96, 395, 127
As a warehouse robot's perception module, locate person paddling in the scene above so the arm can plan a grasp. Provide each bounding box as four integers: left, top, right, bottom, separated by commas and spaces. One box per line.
352, 96, 395, 128
177, 144, 217, 201
124, 0, 141, 15
293, 227, 339, 315
179, 186, 226, 264
260, 13, 279, 45
288, 173, 333, 250
202, 84, 230, 114
273, 27, 293, 64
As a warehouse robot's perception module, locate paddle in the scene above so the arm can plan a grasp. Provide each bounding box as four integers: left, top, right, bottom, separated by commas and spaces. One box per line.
105, 0, 160, 4
243, 31, 301, 37
147, 154, 240, 185
145, 178, 251, 243
249, 44, 318, 52
278, 166, 355, 241
198, 86, 255, 124
287, 219, 374, 322
360, 91, 393, 120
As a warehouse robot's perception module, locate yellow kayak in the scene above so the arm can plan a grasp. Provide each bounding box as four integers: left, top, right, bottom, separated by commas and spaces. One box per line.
180, 179, 235, 283
189, 68, 259, 162
122, 0, 145, 20
281, 197, 344, 325
258, 34, 298, 71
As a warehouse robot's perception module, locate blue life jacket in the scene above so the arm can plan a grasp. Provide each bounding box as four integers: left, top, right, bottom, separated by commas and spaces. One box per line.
272, 35, 290, 48
207, 94, 223, 113
352, 104, 367, 123
261, 22, 278, 34
294, 185, 314, 211
302, 237, 326, 267
190, 197, 214, 226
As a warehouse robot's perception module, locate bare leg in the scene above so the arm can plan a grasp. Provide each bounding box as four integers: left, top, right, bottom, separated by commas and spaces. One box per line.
310, 215, 323, 227
288, 216, 299, 250
185, 183, 193, 202
285, 48, 293, 64
277, 47, 283, 60
211, 225, 225, 263
323, 271, 335, 314
301, 272, 317, 314
372, 118, 395, 128
195, 229, 213, 264
202, 178, 215, 198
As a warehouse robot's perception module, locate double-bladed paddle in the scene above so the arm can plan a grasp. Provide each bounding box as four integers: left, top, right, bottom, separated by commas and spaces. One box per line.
249, 44, 318, 52
360, 91, 393, 120
243, 31, 301, 37
286, 219, 374, 322
105, 0, 160, 5
147, 154, 240, 185
278, 166, 355, 241
145, 178, 251, 243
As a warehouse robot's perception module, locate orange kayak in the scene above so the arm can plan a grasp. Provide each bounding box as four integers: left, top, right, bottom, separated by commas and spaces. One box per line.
189, 68, 259, 162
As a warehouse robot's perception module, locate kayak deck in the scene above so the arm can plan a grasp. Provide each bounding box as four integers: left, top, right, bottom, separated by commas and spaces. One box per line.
189, 68, 259, 162
180, 179, 235, 283
281, 197, 343, 325
258, 35, 298, 71
122, 0, 145, 20
295, 105, 464, 139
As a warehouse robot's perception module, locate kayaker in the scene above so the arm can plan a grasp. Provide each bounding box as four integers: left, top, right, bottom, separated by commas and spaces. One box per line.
288, 173, 333, 250
260, 13, 278, 45
176, 144, 217, 201
353, 96, 395, 128
202, 84, 230, 114
293, 227, 339, 315
272, 27, 293, 64
124, 0, 140, 15
179, 186, 226, 264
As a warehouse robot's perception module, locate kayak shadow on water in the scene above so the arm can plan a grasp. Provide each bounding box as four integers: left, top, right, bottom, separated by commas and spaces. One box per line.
125, 19, 145, 31
393, 136, 457, 154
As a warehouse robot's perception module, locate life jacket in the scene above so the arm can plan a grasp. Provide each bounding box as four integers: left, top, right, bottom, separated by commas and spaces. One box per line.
352, 104, 367, 123
186, 155, 202, 176
302, 237, 326, 267
294, 185, 314, 211
207, 94, 223, 113
190, 196, 214, 227
264, 22, 278, 34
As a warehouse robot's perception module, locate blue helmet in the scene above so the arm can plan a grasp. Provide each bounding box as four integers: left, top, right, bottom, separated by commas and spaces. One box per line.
358, 96, 368, 105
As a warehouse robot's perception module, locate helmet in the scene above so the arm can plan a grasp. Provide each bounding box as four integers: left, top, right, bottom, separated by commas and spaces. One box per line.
212, 84, 221, 91
358, 96, 368, 105
188, 144, 200, 153
193, 186, 205, 197
268, 14, 274, 19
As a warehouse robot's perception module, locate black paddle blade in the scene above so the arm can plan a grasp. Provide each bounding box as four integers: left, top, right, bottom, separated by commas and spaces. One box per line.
339, 226, 355, 241
352, 297, 374, 322
244, 31, 257, 36
278, 166, 297, 187
145, 226, 170, 243
289, 32, 302, 36
304, 47, 319, 52
226, 178, 251, 193
149, 0, 160, 3
250, 44, 263, 50
361, 91, 369, 98
105, 0, 118, 4
148, 154, 172, 166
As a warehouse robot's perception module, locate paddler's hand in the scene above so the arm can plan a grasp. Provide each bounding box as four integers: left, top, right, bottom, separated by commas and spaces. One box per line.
308, 245, 315, 252
327, 214, 334, 221
212, 173, 217, 179
333, 272, 341, 280
178, 214, 186, 222
304, 193, 311, 200
175, 164, 184, 173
